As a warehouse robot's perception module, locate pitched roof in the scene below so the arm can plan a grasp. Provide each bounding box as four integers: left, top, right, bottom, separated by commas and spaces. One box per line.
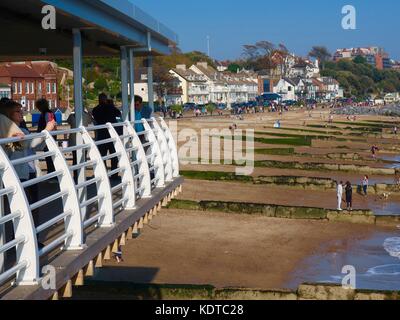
30, 61, 57, 76
282, 77, 297, 86
192, 62, 218, 79
321, 77, 339, 85
171, 68, 207, 82
0, 63, 41, 78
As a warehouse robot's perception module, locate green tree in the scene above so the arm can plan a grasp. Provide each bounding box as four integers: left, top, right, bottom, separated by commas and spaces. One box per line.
228, 64, 240, 73
308, 46, 332, 70
206, 103, 216, 116
94, 77, 108, 93
353, 55, 367, 64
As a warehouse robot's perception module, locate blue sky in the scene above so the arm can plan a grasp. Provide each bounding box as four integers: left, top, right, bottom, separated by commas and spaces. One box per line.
132, 0, 399, 61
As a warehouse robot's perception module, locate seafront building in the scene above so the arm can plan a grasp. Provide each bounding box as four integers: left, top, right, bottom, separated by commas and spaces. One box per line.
333, 46, 393, 70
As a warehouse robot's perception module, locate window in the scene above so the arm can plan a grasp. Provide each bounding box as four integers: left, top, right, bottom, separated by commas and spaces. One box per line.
31, 82, 35, 94
38, 83, 42, 93
26, 82, 30, 94
47, 83, 51, 94
49, 100, 52, 108
53, 83, 56, 94
19, 82, 22, 94
27, 100, 30, 110
13, 82, 17, 94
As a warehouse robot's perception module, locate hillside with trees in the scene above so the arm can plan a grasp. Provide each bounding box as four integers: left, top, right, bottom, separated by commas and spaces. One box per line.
321, 56, 400, 98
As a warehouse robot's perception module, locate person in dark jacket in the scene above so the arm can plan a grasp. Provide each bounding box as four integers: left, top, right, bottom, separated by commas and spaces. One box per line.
92, 94, 122, 178
345, 181, 353, 211
36, 98, 56, 173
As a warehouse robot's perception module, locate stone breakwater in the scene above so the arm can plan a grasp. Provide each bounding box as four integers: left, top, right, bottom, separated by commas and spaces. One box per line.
166, 199, 400, 227
72, 281, 400, 300
333, 105, 400, 116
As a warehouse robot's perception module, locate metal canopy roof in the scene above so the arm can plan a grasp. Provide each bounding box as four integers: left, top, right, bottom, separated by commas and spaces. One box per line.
0, 0, 178, 61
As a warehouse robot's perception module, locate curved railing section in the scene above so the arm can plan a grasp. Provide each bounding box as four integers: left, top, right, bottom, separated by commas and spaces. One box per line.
0, 119, 179, 291
139, 119, 165, 189
159, 118, 180, 178
150, 118, 173, 182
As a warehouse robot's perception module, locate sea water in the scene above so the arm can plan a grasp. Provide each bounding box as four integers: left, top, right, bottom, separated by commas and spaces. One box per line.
286, 232, 400, 291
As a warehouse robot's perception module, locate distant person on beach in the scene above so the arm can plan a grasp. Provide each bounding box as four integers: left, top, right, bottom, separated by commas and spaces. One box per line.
362, 176, 369, 196
337, 181, 344, 211
371, 145, 379, 159
345, 181, 353, 211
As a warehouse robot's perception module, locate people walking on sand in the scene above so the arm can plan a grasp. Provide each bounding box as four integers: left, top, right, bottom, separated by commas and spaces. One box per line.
337, 181, 344, 211
362, 175, 369, 196
345, 181, 353, 211
371, 145, 379, 159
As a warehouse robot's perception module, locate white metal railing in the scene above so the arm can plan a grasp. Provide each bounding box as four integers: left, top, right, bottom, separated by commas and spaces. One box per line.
149, 118, 173, 182
0, 118, 179, 289
136, 119, 165, 189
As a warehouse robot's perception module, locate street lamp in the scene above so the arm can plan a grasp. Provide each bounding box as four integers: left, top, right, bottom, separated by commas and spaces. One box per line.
225, 83, 231, 110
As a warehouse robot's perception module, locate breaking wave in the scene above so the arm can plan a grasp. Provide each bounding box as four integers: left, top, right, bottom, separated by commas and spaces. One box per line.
383, 237, 400, 259
366, 264, 400, 276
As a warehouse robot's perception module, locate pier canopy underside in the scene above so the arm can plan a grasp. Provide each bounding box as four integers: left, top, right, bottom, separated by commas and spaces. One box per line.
0, 0, 177, 61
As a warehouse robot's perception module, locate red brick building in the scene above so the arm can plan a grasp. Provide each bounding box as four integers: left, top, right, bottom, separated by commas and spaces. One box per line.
0, 61, 58, 112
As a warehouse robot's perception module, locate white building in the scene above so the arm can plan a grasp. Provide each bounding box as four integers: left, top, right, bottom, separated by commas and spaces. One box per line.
273, 78, 297, 101
190, 62, 229, 104
170, 65, 209, 104
384, 92, 400, 104
131, 69, 158, 103
0, 84, 11, 99
190, 62, 258, 105
319, 77, 342, 101
288, 60, 319, 79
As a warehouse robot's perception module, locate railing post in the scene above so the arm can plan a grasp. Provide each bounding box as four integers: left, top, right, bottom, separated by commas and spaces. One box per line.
107, 124, 136, 209
126, 122, 152, 198
142, 119, 165, 188
0, 147, 39, 285
43, 131, 84, 250
159, 118, 180, 178
151, 118, 173, 182
80, 127, 115, 227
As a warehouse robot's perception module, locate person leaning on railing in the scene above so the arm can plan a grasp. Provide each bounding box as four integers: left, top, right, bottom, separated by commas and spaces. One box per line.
36, 98, 57, 174
0, 98, 23, 141
0, 100, 56, 226
92, 94, 122, 179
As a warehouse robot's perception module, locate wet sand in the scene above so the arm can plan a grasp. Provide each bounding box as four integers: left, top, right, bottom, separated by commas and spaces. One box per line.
92, 209, 392, 289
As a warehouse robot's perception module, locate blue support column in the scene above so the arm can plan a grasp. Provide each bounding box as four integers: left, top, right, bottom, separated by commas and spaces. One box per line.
120, 46, 129, 121
147, 55, 154, 116
129, 48, 135, 122
73, 29, 83, 128
73, 28, 86, 212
